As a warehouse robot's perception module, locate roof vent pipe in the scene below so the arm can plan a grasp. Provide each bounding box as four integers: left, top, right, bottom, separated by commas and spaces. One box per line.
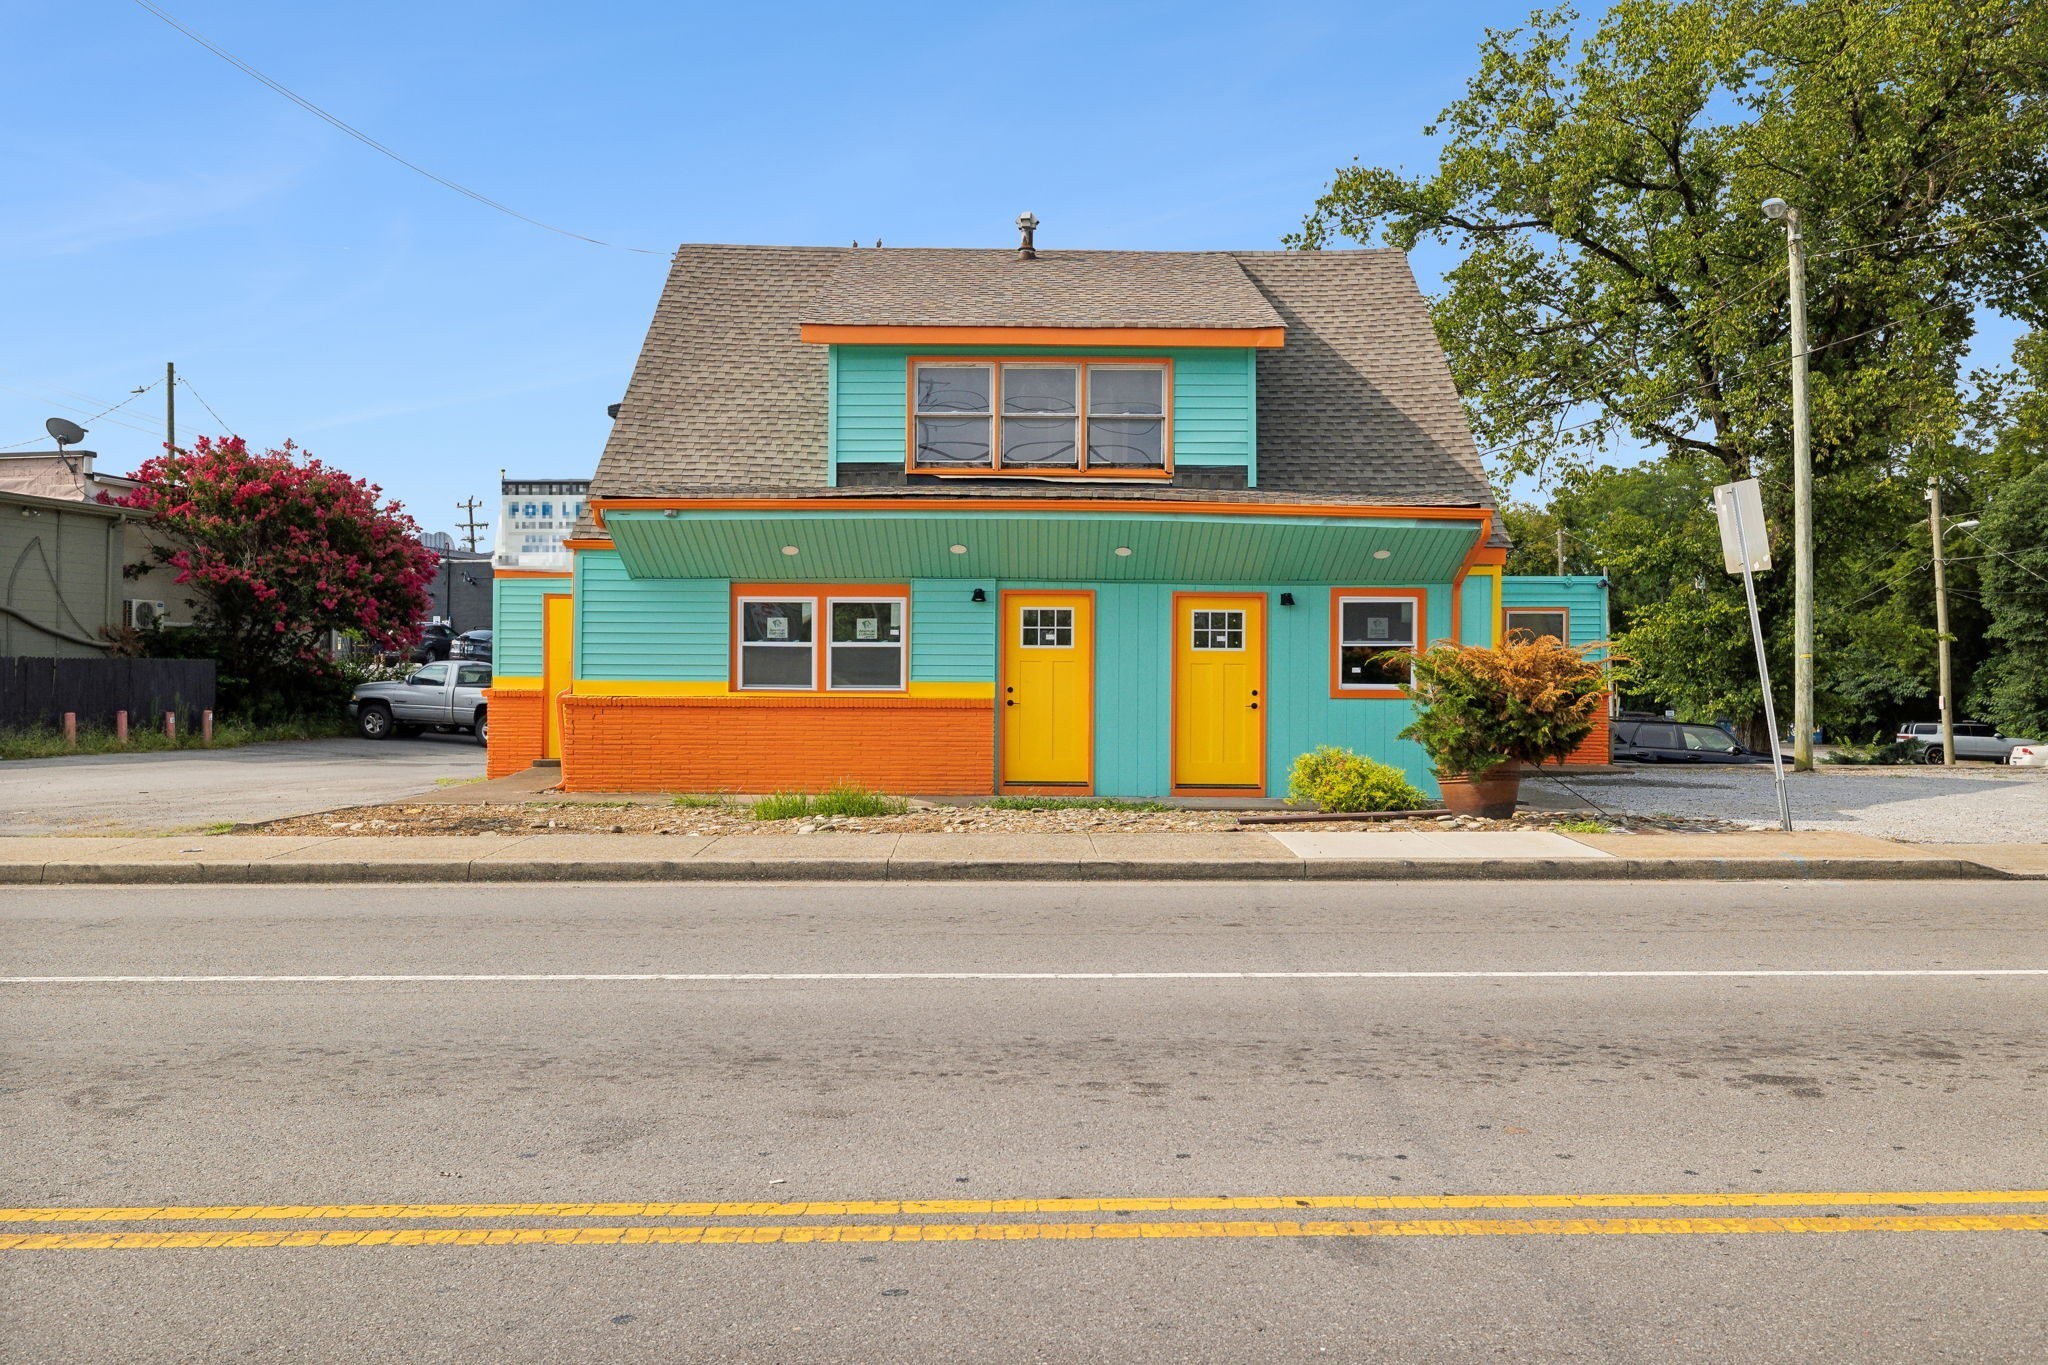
1016, 211, 1039, 260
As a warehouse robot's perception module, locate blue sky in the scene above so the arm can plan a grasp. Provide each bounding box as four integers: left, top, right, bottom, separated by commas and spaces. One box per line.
0, 1, 2020, 542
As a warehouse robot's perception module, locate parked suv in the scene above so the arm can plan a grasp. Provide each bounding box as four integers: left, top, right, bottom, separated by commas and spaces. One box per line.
410, 622, 455, 664
350, 661, 491, 745
451, 629, 493, 661
1612, 718, 1783, 764
1894, 721, 2039, 764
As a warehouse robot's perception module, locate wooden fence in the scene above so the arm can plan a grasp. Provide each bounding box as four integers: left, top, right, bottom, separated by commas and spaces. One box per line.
0, 657, 217, 731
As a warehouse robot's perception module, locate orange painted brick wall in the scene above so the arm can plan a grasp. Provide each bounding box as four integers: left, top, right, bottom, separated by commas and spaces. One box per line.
558, 694, 996, 794
1562, 700, 1611, 764
484, 689, 545, 778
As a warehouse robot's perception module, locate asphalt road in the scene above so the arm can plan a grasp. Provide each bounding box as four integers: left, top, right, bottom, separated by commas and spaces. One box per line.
4, 880, 2046, 1362
0, 735, 484, 834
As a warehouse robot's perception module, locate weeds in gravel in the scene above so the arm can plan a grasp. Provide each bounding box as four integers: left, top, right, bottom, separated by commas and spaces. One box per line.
1553, 819, 1611, 833
980, 796, 1174, 812
0, 716, 352, 761
669, 793, 738, 809
751, 786, 909, 820
752, 791, 815, 821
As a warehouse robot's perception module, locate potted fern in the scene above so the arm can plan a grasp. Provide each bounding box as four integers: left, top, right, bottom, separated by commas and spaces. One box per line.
1396, 636, 1609, 817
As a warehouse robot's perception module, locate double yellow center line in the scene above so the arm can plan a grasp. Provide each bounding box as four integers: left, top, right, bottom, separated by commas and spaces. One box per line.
6, 1190, 2045, 1252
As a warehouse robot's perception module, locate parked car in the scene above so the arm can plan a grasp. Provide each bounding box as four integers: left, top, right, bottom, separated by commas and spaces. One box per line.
1893, 721, 2040, 764
410, 622, 455, 664
350, 660, 491, 745
2009, 743, 2047, 769
1612, 718, 1786, 764
451, 629, 493, 661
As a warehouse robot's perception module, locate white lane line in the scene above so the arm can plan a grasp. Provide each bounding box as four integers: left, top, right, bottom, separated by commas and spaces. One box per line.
3, 970, 2046, 984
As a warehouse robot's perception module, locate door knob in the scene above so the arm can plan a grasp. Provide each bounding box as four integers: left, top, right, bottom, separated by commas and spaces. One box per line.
1006, 700, 1018, 707
1247, 702, 1259, 710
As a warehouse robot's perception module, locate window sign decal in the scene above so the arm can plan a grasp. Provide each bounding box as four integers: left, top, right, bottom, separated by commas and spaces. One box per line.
765, 617, 788, 640
856, 617, 878, 641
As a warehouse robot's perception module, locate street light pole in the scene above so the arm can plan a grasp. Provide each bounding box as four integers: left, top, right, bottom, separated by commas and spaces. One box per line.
1762, 198, 1815, 770
1927, 480, 1955, 767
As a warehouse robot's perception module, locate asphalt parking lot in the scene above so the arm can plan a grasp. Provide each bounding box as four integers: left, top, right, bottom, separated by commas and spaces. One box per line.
1550, 763, 2048, 843
0, 736, 486, 835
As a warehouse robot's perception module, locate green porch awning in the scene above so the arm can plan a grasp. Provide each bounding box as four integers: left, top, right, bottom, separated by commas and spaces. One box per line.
603, 509, 1485, 584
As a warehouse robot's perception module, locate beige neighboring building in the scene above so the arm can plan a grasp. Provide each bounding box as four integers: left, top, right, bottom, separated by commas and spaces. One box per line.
0, 451, 194, 637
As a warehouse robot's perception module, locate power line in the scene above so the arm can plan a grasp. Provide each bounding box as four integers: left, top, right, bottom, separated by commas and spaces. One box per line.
129, 0, 663, 256
176, 376, 233, 435
0, 380, 163, 445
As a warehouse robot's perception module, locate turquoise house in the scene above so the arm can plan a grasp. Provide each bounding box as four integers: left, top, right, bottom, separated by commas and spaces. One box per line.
486, 230, 1604, 795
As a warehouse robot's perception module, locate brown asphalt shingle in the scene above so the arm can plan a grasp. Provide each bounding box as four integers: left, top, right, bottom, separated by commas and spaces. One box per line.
803, 249, 1284, 330
592, 244, 1493, 518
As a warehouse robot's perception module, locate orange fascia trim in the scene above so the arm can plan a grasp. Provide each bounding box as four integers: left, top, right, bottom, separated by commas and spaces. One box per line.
800, 324, 1285, 349
1330, 587, 1427, 699
562, 537, 614, 550
494, 567, 573, 580
906, 355, 1175, 480
593, 497, 1490, 524
729, 582, 910, 694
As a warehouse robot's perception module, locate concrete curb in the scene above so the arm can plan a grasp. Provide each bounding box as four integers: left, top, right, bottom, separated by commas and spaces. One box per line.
1, 854, 2020, 885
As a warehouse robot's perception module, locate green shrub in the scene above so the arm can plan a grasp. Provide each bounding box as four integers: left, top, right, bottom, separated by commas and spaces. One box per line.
1822, 740, 1916, 766
1287, 746, 1430, 813
751, 792, 814, 821
1400, 636, 1609, 778
811, 784, 909, 818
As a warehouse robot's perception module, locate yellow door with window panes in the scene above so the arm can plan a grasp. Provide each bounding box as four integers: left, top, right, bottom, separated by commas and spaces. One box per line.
1173, 594, 1265, 790
1001, 593, 1093, 787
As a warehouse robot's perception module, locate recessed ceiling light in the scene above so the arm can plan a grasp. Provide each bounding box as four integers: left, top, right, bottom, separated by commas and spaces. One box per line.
780, 545, 800, 556
1372, 549, 1391, 560
949, 544, 968, 555
1113, 546, 1133, 557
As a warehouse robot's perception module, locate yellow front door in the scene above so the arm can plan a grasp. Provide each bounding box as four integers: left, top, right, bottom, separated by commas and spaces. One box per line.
541, 593, 573, 759
1001, 592, 1093, 787
1173, 593, 1265, 790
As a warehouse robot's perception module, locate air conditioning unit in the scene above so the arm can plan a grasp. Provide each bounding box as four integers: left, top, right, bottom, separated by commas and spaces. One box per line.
123, 599, 168, 630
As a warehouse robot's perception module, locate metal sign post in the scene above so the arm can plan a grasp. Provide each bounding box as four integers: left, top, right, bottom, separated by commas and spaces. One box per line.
1713, 479, 1792, 831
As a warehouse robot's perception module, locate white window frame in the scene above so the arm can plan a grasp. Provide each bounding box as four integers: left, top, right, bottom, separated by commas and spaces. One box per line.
1335, 594, 1420, 692
735, 596, 817, 691
824, 595, 908, 691
1017, 606, 1075, 649
911, 363, 995, 469
1082, 363, 1168, 471
1189, 608, 1246, 652
909, 359, 1171, 475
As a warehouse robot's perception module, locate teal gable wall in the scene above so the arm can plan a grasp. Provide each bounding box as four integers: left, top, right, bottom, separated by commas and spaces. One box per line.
831, 345, 1257, 483
574, 550, 727, 681
491, 576, 563, 677
1502, 575, 1609, 650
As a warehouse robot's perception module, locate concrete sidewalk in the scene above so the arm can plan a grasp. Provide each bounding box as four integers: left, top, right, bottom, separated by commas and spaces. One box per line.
0, 829, 2033, 884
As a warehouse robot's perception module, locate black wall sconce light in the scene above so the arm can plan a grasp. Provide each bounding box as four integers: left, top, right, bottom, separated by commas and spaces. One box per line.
970, 588, 987, 603
1279, 592, 1296, 607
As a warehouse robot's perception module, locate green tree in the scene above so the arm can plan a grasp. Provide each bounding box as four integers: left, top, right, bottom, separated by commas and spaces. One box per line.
1298, 0, 2048, 732
1966, 462, 2048, 736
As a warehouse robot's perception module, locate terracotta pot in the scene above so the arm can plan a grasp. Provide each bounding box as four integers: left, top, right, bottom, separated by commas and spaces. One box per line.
1436, 767, 1521, 819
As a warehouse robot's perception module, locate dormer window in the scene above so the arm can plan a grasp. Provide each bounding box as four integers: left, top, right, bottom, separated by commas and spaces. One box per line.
909, 359, 1171, 477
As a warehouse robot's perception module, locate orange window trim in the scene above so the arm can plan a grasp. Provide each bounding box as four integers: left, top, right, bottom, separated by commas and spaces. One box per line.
801, 324, 1285, 349
995, 588, 1096, 795
729, 582, 910, 695
1504, 605, 1571, 643
905, 356, 1176, 479
1168, 591, 1268, 796
1330, 587, 1428, 698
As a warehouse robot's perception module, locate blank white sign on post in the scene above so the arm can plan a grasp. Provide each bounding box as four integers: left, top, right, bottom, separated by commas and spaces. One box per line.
1713, 479, 1772, 574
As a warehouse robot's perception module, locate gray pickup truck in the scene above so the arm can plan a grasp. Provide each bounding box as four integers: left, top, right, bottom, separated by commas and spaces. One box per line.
350, 660, 491, 745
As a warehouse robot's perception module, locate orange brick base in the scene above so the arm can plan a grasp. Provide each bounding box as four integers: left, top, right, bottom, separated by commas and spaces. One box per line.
484, 688, 545, 778
558, 694, 996, 794
1562, 706, 1612, 764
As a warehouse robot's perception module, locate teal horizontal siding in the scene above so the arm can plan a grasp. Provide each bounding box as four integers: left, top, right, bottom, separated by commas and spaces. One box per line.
832, 345, 1255, 477
1502, 575, 1609, 648
491, 577, 561, 677
574, 552, 728, 681
910, 579, 996, 682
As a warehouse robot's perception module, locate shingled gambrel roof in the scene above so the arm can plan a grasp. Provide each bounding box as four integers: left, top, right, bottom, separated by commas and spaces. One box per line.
592, 243, 1493, 516
804, 249, 1284, 330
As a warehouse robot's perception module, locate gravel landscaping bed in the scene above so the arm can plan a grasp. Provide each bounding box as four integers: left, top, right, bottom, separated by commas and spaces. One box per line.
1563, 764, 2048, 844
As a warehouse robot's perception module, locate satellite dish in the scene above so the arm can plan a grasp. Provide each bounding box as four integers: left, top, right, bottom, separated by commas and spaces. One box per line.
46, 417, 87, 449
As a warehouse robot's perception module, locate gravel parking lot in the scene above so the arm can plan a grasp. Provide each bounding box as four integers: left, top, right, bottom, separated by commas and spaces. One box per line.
1550, 763, 2048, 844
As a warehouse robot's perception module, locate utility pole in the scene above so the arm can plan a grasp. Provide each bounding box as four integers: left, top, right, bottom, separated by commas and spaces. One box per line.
165, 361, 176, 456
1555, 526, 1566, 575
1928, 479, 1955, 767
455, 497, 490, 553
1762, 198, 1815, 770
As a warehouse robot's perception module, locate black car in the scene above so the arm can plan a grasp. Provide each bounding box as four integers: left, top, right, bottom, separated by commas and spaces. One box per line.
410, 622, 455, 664
451, 629, 493, 661
1612, 718, 1783, 764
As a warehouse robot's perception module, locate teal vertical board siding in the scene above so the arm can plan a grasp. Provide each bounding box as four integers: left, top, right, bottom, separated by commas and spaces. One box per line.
831, 346, 1255, 477
910, 579, 996, 682
491, 577, 559, 677
1502, 575, 1609, 649
1010, 580, 1449, 798
1458, 572, 1497, 645
574, 552, 729, 681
